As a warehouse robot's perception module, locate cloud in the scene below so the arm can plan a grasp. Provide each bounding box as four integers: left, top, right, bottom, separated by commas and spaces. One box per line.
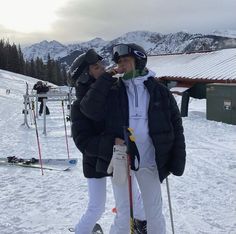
0, 24, 51, 46
51, 0, 236, 42
1, 0, 236, 44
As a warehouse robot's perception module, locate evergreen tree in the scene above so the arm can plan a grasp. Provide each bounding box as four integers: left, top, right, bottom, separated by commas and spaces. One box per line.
30, 59, 36, 78
5, 40, 11, 71
9, 43, 20, 73
35, 57, 46, 81
55, 61, 62, 85
62, 65, 68, 85
47, 54, 53, 81
0, 38, 69, 86
25, 61, 31, 77
0, 39, 6, 69
18, 45, 25, 74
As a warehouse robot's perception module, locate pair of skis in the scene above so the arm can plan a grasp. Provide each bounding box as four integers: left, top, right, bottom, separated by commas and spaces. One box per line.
0, 157, 78, 171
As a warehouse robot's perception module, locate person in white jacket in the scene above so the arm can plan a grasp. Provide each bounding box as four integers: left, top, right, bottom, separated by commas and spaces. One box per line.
109, 44, 166, 234
79, 43, 186, 234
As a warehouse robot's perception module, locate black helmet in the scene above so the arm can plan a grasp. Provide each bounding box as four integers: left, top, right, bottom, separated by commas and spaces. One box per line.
112, 43, 147, 71
37, 81, 43, 85
69, 49, 103, 84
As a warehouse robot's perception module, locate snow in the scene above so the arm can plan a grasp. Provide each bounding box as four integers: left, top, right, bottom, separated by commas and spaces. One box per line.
22, 31, 236, 63
148, 48, 236, 81
170, 87, 190, 93
0, 69, 236, 234
22, 40, 68, 62
212, 30, 236, 39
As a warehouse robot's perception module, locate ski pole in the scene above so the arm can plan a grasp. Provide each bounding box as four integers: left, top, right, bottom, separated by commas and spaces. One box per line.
123, 127, 135, 234
127, 151, 135, 234
166, 177, 175, 234
30, 101, 44, 175
62, 100, 70, 159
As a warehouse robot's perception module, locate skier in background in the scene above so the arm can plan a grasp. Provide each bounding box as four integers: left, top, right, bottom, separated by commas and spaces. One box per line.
69, 49, 146, 234
79, 43, 186, 234
33, 81, 50, 115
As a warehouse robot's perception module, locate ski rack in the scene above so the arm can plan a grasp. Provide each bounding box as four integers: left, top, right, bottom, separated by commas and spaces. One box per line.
22, 82, 31, 128
22, 89, 75, 135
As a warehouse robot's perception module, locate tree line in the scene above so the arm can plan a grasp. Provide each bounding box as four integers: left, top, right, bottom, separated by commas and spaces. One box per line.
0, 39, 68, 86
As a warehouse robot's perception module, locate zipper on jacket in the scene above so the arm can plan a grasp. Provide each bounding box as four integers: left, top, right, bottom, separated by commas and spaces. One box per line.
131, 78, 138, 108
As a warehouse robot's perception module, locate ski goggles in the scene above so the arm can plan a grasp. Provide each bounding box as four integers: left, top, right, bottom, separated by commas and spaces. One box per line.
112, 44, 131, 62
112, 44, 147, 63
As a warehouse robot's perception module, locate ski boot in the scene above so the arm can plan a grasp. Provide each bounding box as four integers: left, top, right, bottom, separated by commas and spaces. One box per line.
31, 158, 39, 164
7, 156, 16, 163
23, 160, 32, 165
7, 156, 24, 163
134, 219, 147, 234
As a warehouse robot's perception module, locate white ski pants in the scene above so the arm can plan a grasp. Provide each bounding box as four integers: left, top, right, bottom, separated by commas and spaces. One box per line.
75, 178, 106, 234
109, 166, 166, 234
75, 177, 145, 234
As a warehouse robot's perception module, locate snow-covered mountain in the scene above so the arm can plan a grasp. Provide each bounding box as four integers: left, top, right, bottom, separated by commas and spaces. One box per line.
211, 29, 236, 38
22, 37, 107, 63
22, 30, 236, 66
22, 40, 68, 61
0, 68, 235, 233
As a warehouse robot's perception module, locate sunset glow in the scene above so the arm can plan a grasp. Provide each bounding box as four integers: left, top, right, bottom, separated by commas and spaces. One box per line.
0, 0, 67, 33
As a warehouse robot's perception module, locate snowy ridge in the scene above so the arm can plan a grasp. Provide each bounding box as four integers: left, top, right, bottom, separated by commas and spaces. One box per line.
22, 31, 236, 64
67, 38, 107, 55
0, 69, 236, 233
212, 30, 236, 39
22, 40, 68, 61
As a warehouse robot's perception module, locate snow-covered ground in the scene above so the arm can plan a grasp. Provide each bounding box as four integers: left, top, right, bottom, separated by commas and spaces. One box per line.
0, 69, 236, 234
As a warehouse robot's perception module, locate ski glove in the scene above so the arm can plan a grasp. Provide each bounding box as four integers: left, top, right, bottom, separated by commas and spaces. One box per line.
107, 145, 128, 185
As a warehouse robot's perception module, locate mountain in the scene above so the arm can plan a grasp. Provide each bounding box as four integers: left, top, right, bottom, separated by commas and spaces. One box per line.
22, 40, 68, 61
22, 31, 236, 66
211, 29, 236, 38
59, 37, 107, 66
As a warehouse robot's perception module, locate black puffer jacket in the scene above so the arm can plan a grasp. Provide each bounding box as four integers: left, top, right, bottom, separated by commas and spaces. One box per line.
80, 75, 186, 182
71, 75, 116, 178
33, 84, 49, 102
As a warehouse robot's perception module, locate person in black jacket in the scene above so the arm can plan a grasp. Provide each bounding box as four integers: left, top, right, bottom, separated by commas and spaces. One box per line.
79, 43, 186, 234
33, 81, 50, 115
70, 49, 108, 234
69, 49, 146, 234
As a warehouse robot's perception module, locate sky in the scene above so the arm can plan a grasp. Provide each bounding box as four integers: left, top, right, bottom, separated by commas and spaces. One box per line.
0, 0, 236, 45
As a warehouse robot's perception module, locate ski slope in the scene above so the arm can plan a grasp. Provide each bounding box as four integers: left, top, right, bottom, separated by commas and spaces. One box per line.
0, 69, 235, 234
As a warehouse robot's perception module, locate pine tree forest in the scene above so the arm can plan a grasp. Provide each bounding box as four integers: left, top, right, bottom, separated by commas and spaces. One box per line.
0, 39, 68, 86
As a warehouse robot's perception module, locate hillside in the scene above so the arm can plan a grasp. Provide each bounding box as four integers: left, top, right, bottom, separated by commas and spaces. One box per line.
0, 69, 236, 233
